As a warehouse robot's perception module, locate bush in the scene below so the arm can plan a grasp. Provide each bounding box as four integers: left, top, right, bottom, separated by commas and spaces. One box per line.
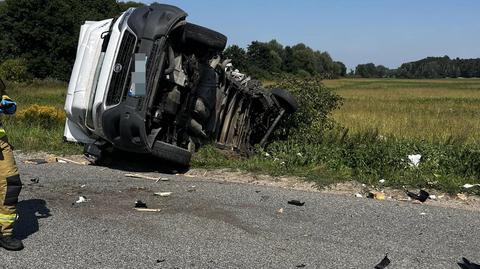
269, 75, 343, 142
16, 104, 65, 127
0, 58, 30, 82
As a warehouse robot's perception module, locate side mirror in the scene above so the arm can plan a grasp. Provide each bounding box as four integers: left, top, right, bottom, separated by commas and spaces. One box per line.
0, 78, 5, 93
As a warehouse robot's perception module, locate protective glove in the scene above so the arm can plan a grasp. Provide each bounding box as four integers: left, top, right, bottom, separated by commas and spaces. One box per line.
0, 95, 17, 114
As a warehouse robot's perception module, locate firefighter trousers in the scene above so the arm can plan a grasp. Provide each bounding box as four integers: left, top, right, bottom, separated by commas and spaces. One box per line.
0, 136, 22, 236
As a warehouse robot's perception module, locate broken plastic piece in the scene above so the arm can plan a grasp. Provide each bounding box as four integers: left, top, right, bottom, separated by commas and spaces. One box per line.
374, 254, 391, 269
134, 200, 147, 208
463, 184, 480, 189
154, 192, 172, 197
408, 154, 421, 167
354, 193, 363, 198
458, 257, 480, 269
30, 178, 39, 184
76, 196, 88, 204
126, 173, 160, 181
288, 200, 305, 206
379, 179, 386, 184
406, 190, 429, 202
134, 208, 161, 212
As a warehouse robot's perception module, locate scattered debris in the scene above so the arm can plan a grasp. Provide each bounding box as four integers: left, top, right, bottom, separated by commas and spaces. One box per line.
80, 184, 86, 188
277, 208, 284, 214
176, 173, 195, 178
57, 157, 89, 165
187, 186, 196, 192
374, 254, 391, 269
156, 259, 166, 263
134, 200, 147, 208
367, 192, 385, 200
456, 193, 468, 201
408, 154, 422, 167
463, 184, 480, 189
420, 212, 427, 216
296, 264, 306, 268
287, 200, 305, 206
458, 257, 480, 269
354, 193, 363, 198
379, 179, 386, 184
30, 177, 39, 184
75, 196, 88, 204
154, 192, 172, 197
406, 190, 430, 202
160, 177, 170, 181
24, 159, 49, 165
134, 208, 162, 212
429, 194, 437, 200
125, 173, 161, 181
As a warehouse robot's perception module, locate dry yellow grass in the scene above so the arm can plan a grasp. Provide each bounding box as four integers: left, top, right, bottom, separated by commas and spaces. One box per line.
323, 78, 480, 143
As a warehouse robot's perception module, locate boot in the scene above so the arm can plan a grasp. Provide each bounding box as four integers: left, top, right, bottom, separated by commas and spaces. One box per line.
0, 234, 24, 251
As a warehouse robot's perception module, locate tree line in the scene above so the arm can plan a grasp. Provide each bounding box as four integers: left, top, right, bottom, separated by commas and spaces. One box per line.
355, 56, 480, 79
224, 41, 346, 79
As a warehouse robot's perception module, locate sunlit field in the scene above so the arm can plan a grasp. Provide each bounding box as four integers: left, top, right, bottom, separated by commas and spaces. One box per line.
323, 78, 480, 144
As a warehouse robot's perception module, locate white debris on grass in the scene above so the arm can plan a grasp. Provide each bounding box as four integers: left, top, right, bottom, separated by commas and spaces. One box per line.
408, 154, 422, 167
463, 184, 480, 189
379, 179, 386, 184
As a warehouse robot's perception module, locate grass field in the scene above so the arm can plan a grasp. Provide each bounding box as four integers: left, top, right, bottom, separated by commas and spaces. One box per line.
1, 80, 82, 154
323, 78, 480, 144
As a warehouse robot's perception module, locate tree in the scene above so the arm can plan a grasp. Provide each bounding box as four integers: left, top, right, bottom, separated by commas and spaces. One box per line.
0, 0, 142, 80
223, 45, 248, 71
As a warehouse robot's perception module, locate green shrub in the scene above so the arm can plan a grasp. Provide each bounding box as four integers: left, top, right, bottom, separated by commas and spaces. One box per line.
0, 58, 30, 82
269, 75, 343, 142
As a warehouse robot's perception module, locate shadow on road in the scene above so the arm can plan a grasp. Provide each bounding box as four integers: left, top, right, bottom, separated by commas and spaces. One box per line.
14, 199, 51, 240
98, 150, 189, 174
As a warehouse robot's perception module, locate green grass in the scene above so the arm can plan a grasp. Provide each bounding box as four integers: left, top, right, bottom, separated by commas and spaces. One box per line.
323, 78, 480, 144
1, 80, 82, 154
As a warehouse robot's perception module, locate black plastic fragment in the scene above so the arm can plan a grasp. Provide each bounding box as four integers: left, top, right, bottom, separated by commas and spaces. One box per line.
288, 200, 305, 206
296, 264, 306, 268
458, 257, 480, 269
135, 200, 148, 208
406, 190, 430, 202
374, 254, 391, 269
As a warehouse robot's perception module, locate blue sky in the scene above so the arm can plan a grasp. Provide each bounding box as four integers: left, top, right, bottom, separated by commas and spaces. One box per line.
132, 0, 480, 70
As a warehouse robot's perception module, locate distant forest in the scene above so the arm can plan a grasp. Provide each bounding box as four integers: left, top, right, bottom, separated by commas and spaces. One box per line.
355, 56, 480, 79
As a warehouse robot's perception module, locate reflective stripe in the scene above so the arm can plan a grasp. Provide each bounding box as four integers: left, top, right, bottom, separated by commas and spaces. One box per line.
0, 213, 16, 223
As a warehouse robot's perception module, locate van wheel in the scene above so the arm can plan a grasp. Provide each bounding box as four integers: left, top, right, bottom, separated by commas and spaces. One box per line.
152, 141, 192, 167
271, 88, 299, 114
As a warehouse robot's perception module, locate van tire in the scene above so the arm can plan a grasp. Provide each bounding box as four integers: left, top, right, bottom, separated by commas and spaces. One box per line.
152, 141, 192, 167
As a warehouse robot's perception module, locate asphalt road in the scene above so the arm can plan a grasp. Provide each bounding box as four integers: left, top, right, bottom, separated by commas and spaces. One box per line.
2, 157, 480, 268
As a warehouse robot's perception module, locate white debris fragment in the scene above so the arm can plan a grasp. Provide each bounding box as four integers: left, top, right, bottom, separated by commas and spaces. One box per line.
154, 192, 172, 197
408, 154, 422, 167
354, 193, 363, 198
379, 179, 386, 184
160, 178, 170, 181
265, 152, 271, 157
463, 184, 480, 189
420, 212, 427, 216
296, 153, 303, 157
75, 196, 87, 203
429, 195, 437, 200
80, 184, 86, 188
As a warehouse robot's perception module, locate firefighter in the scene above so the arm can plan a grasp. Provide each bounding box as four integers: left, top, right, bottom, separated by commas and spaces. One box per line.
0, 81, 23, 251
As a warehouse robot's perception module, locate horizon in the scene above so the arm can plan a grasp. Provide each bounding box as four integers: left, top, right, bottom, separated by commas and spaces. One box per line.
130, 0, 480, 70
